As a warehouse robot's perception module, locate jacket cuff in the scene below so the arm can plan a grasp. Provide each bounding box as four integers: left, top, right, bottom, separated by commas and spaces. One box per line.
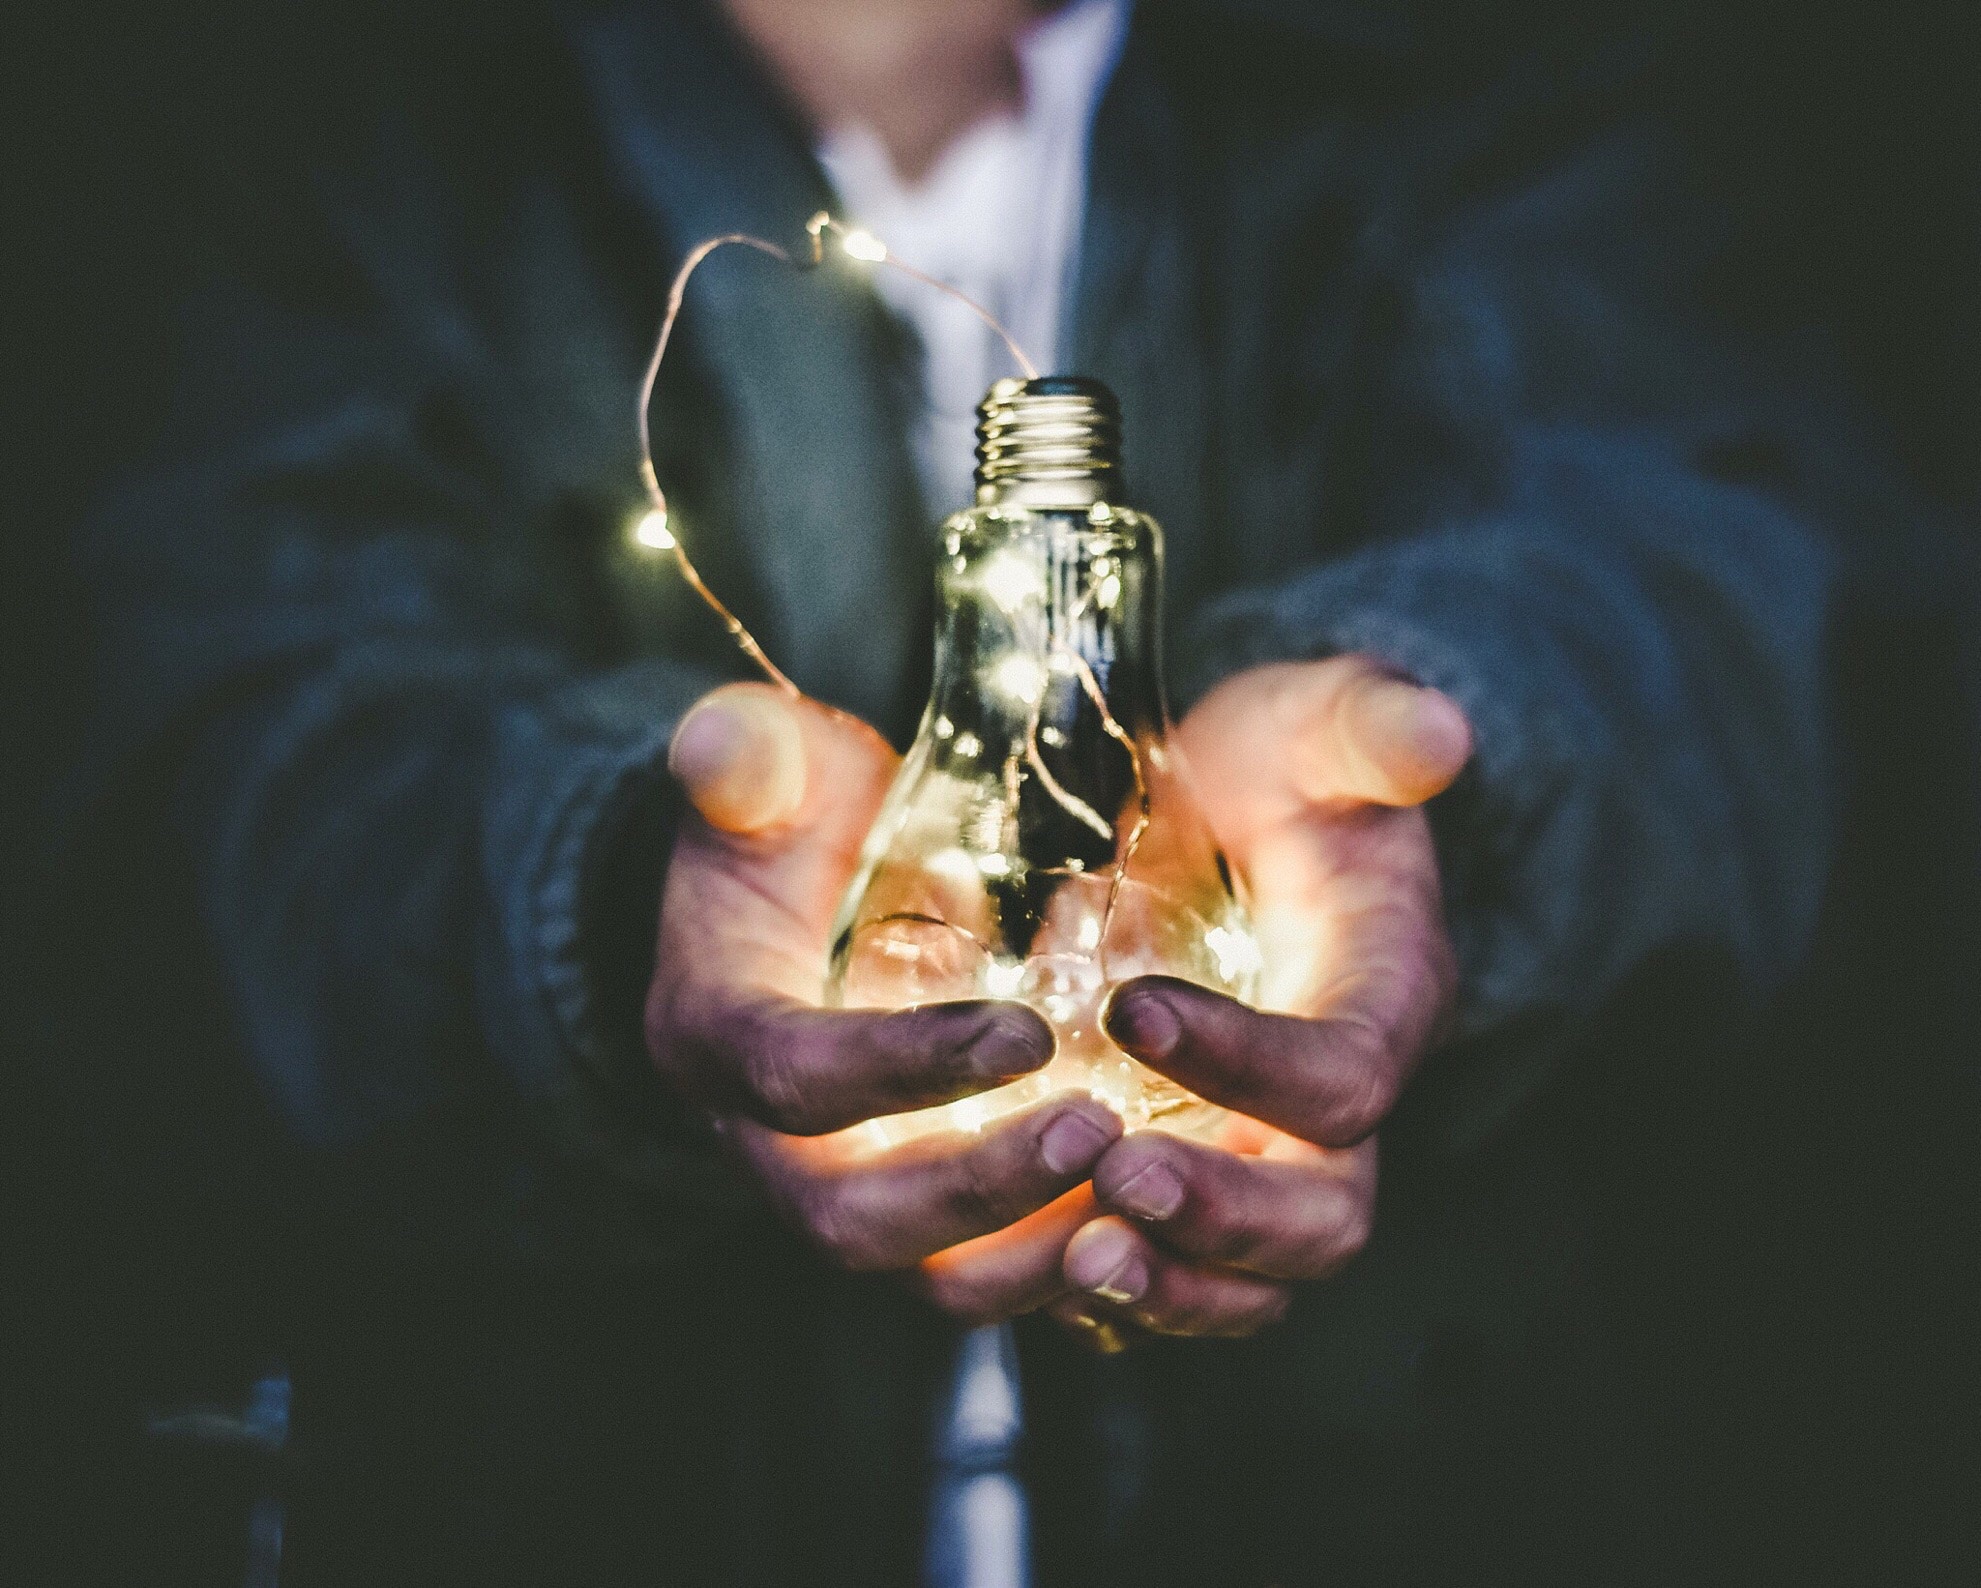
480, 660, 761, 1248
1178, 539, 1590, 1159
1184, 538, 1556, 1000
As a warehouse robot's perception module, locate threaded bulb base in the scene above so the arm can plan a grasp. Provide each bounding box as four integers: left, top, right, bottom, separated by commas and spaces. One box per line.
974, 376, 1122, 508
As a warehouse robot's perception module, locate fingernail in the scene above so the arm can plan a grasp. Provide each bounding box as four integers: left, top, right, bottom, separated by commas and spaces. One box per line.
1398, 687, 1472, 772
1040, 1109, 1115, 1176
1105, 989, 1181, 1060
1110, 1158, 1185, 1221
965, 1011, 1051, 1079
1068, 1226, 1149, 1304
1362, 681, 1471, 788
668, 689, 805, 830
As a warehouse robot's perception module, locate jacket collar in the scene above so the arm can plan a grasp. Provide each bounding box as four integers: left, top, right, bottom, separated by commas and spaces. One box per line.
1069, 23, 1214, 675
564, 0, 931, 734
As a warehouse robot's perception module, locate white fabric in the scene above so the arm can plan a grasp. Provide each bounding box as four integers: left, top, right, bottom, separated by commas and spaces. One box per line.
817, 0, 1131, 515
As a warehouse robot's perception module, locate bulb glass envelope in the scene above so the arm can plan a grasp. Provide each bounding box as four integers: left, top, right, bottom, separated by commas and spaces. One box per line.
827, 497, 1260, 1144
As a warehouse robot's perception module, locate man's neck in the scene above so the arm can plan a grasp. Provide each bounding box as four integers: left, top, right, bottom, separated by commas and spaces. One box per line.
719, 0, 1042, 185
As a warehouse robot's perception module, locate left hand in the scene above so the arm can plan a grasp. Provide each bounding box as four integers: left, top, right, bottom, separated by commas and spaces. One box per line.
1048, 656, 1472, 1347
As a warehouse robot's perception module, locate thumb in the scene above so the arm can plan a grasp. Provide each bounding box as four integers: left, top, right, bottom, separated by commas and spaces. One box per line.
1291, 660, 1472, 807
669, 683, 809, 833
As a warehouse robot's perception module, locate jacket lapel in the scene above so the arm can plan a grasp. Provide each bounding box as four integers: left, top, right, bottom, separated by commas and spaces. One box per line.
565, 0, 930, 734
1068, 26, 1214, 685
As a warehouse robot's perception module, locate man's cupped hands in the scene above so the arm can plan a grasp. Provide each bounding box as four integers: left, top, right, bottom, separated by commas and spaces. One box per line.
646, 657, 1469, 1345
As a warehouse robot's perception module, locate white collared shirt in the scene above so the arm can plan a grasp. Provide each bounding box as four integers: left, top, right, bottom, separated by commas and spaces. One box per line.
817, 0, 1131, 517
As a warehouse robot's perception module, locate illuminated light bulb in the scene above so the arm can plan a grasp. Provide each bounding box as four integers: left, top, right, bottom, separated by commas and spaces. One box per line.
828, 377, 1258, 1143
631, 507, 675, 550
841, 229, 889, 262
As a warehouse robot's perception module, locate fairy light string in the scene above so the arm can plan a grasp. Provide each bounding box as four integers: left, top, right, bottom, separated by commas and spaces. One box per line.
638, 212, 1151, 1003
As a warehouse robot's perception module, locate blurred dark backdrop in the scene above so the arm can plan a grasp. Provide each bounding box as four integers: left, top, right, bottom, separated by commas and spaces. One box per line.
8, 2, 1978, 1583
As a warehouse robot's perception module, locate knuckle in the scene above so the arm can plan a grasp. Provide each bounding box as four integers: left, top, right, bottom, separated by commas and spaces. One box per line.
1229, 1289, 1294, 1338
1181, 1185, 1252, 1266
1318, 1023, 1399, 1142
1335, 1195, 1374, 1262
947, 1145, 1022, 1233
743, 1040, 822, 1134
1306, 1188, 1373, 1278
798, 1183, 876, 1270
1214, 1031, 1279, 1118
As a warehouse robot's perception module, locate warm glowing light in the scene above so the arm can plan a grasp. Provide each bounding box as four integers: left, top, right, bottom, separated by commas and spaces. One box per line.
842, 229, 888, 263
977, 853, 1013, 878
928, 847, 982, 888
991, 654, 1047, 704
1205, 924, 1264, 984
632, 508, 675, 550
980, 552, 1042, 613
984, 961, 1027, 998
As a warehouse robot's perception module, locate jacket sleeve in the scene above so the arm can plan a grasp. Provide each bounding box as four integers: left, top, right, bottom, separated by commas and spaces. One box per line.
70, 105, 748, 1259
1182, 124, 1861, 1159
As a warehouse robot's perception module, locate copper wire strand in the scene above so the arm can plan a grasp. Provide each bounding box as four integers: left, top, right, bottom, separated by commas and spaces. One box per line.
861, 911, 993, 959
640, 218, 1156, 1004
804, 212, 1040, 380
637, 232, 802, 696
1024, 689, 1115, 843
1020, 579, 1156, 981
1065, 645, 1152, 985
637, 215, 1041, 698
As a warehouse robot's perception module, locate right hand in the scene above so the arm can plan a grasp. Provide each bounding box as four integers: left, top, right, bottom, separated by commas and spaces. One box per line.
646, 683, 1124, 1320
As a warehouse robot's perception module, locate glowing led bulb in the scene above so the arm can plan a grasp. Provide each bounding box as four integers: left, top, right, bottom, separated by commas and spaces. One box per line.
631, 508, 675, 550
841, 229, 888, 262
989, 653, 1047, 705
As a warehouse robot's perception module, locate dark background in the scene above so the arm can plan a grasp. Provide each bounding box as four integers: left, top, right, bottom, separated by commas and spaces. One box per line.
8, 1, 1979, 1582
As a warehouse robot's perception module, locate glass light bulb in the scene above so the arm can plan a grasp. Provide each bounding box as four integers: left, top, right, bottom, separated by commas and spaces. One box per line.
826, 385, 1257, 1144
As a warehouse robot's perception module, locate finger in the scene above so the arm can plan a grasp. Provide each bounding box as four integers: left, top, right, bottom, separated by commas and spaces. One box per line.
666, 994, 1054, 1135
738, 1095, 1119, 1274
1091, 1131, 1375, 1282
669, 683, 809, 832
1064, 1218, 1291, 1339
1103, 975, 1403, 1147
1291, 662, 1471, 808
914, 1185, 1102, 1324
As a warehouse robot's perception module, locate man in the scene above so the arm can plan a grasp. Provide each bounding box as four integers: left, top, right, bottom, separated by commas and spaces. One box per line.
66, 0, 1872, 1580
